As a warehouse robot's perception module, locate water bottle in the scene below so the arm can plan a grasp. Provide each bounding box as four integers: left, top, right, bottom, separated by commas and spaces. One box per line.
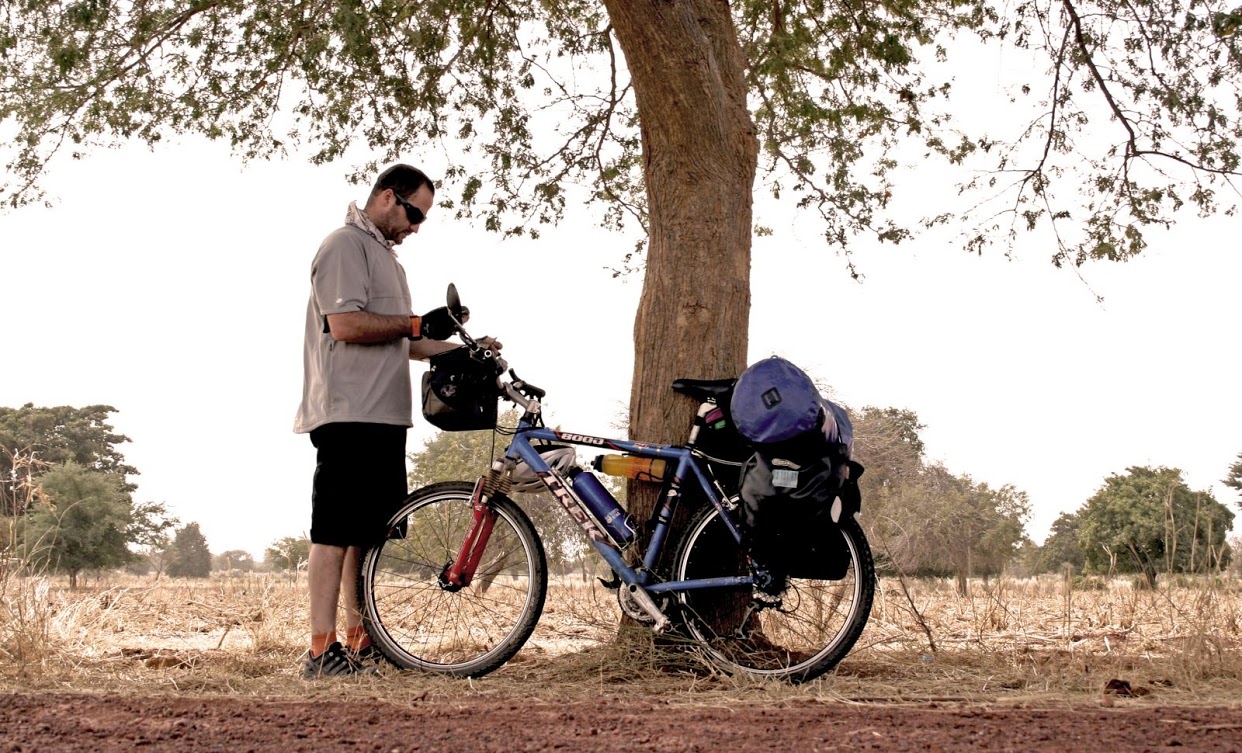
594, 454, 667, 483
567, 468, 635, 546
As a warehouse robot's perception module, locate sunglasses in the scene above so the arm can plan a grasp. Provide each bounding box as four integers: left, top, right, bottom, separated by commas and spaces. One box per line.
391, 190, 427, 226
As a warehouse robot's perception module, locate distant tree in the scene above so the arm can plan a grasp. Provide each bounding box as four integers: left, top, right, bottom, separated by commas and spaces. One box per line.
850, 407, 929, 572
409, 409, 585, 572
212, 549, 255, 573
1224, 452, 1242, 508
823, 405, 1032, 589
1037, 511, 1086, 575
959, 480, 1031, 584
20, 463, 133, 588
265, 535, 311, 573
143, 536, 177, 580
407, 411, 510, 489
166, 523, 212, 578
1230, 535, 1242, 579
851, 407, 927, 481
920, 467, 1031, 594
1078, 466, 1234, 587
0, 404, 139, 515
1011, 538, 1044, 578
127, 501, 179, 578
128, 501, 177, 549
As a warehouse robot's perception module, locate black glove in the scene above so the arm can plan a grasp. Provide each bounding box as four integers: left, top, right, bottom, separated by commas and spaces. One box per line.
418, 306, 458, 341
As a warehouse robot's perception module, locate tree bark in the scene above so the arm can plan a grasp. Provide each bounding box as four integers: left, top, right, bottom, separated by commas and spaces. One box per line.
603, 0, 758, 528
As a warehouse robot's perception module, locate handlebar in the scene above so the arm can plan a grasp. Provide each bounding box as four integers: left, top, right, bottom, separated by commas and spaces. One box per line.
443, 283, 546, 408
507, 369, 546, 400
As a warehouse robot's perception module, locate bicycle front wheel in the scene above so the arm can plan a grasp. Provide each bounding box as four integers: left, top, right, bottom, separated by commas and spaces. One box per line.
357, 481, 547, 677
673, 505, 875, 683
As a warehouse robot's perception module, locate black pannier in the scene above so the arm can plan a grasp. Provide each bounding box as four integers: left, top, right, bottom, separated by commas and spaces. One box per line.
738, 453, 863, 580
421, 346, 500, 432
730, 356, 862, 581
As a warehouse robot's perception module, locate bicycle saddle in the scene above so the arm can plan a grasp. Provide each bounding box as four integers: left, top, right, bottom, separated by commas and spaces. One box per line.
671, 377, 736, 402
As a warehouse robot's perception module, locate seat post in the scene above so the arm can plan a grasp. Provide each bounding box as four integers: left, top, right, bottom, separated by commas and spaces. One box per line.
685, 399, 718, 447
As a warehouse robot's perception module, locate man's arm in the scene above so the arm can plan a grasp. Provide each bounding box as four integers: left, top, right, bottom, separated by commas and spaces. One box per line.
327, 310, 498, 361
325, 310, 465, 360
325, 311, 412, 343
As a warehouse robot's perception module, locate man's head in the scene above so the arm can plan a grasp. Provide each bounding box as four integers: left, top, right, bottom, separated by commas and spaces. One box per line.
365, 164, 436, 245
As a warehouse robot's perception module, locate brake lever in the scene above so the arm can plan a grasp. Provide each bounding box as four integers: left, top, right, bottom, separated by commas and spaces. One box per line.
509, 369, 546, 399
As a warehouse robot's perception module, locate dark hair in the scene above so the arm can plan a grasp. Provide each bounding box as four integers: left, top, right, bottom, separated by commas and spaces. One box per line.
371, 164, 436, 199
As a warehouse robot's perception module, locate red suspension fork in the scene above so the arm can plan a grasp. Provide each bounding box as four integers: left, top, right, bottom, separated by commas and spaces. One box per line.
443, 478, 498, 588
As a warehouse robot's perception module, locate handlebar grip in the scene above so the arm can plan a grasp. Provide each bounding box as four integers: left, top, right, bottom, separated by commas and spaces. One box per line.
511, 370, 545, 399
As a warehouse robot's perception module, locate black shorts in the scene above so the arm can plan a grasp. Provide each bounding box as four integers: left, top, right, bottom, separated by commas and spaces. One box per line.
309, 422, 409, 547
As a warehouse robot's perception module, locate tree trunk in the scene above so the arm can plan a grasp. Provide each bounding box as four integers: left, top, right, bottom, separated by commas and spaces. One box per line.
603, 0, 758, 531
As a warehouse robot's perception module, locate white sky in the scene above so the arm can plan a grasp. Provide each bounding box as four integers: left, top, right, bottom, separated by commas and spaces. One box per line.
1, 137, 1239, 559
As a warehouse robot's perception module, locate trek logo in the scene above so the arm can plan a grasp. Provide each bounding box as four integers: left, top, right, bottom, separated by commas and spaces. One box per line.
540, 471, 608, 544
555, 432, 606, 446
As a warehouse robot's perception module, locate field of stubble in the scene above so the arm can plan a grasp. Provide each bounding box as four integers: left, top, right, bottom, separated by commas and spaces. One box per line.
2, 569, 1240, 707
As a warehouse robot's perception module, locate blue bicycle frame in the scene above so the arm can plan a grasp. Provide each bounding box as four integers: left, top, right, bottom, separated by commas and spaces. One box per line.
504, 414, 754, 599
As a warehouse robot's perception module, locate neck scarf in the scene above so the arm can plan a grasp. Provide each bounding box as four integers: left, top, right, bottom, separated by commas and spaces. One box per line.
344, 201, 395, 250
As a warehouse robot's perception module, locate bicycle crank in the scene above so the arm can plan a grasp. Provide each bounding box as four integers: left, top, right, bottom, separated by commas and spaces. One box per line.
618, 584, 671, 632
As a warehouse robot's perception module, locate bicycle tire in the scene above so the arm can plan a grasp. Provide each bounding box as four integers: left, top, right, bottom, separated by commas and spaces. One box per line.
672, 504, 875, 683
357, 481, 547, 677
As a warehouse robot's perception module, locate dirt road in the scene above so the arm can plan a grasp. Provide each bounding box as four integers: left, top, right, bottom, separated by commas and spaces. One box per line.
3, 692, 1241, 752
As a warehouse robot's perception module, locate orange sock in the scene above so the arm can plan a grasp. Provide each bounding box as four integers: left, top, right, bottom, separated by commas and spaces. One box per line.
346, 625, 371, 652
311, 632, 337, 657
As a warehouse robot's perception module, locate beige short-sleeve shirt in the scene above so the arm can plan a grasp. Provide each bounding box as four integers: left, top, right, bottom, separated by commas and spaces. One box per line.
294, 225, 414, 433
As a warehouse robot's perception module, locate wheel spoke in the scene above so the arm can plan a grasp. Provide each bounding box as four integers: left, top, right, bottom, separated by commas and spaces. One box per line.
675, 506, 874, 682
359, 482, 547, 676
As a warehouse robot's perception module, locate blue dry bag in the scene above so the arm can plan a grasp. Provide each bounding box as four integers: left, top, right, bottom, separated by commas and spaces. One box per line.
731, 356, 825, 445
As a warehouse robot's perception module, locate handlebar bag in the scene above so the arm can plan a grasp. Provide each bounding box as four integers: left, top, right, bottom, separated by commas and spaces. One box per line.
421, 346, 499, 432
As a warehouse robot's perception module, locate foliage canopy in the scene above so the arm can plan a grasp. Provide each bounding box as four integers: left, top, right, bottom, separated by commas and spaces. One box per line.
1223, 451, 1242, 506
166, 521, 212, 578
20, 462, 134, 587
0, 404, 137, 515
850, 405, 1030, 588
2, 0, 1239, 266
264, 534, 310, 572
1077, 465, 1232, 586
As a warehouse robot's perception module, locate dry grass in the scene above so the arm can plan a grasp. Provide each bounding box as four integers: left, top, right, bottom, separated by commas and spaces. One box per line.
2, 568, 1240, 708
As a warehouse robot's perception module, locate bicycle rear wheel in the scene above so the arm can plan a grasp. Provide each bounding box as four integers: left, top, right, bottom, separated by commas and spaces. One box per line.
357, 481, 547, 677
672, 505, 874, 683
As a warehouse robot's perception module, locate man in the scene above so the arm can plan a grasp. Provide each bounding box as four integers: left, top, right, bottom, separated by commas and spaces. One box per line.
293, 164, 496, 678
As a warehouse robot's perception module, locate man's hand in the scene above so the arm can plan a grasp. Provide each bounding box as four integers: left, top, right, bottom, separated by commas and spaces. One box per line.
417, 306, 458, 340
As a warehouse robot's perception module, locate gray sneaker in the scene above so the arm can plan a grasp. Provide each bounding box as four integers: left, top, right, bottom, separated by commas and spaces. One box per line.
302, 642, 377, 679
